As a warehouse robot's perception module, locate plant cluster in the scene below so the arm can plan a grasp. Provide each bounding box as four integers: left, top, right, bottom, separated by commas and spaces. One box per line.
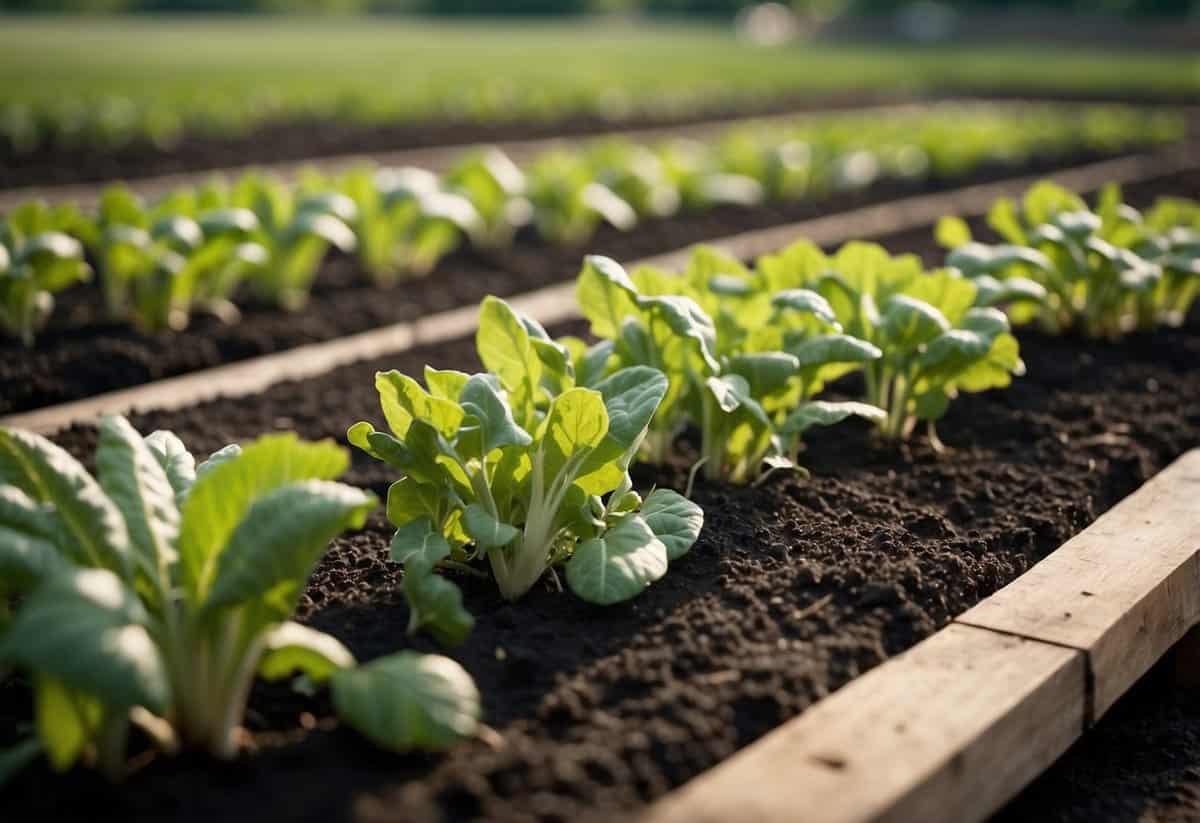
0, 421, 480, 784
350, 296, 704, 642
573, 243, 1023, 479
937, 181, 1200, 338
2, 104, 1185, 343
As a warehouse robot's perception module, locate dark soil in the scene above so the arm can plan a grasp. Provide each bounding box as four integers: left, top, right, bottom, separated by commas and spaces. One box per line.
0, 91, 916, 191
1, 145, 1177, 416
4, 208, 1200, 820
994, 656, 1200, 823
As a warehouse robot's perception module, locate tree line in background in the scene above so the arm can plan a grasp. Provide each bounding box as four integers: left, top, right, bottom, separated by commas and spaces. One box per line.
0, 0, 1194, 18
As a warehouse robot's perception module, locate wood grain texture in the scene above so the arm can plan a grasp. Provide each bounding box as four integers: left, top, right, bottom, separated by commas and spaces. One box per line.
958, 449, 1200, 721
643, 624, 1084, 823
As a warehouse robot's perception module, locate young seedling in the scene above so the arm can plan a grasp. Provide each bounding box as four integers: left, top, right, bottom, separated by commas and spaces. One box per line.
575, 252, 885, 483
0, 201, 91, 345
0, 421, 479, 783
349, 296, 703, 642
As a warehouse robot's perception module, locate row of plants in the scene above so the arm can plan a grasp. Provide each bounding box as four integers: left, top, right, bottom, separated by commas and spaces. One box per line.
1, 104, 1183, 344
1, 178, 1197, 787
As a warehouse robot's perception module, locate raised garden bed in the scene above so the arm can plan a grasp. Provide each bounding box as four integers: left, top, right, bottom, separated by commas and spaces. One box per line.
3, 183, 1199, 821
3, 144, 1190, 418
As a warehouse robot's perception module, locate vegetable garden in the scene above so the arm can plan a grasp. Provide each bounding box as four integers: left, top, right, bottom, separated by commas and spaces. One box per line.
2, 17, 1200, 823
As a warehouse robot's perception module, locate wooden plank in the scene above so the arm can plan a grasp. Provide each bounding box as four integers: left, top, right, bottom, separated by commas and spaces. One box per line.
643, 624, 1084, 823
957, 449, 1200, 721
5, 143, 1196, 436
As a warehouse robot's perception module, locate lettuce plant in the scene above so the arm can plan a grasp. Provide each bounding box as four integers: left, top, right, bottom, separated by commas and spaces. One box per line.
0, 201, 91, 345
760, 240, 1025, 443
345, 166, 482, 285
230, 175, 358, 310
575, 253, 885, 483
938, 182, 1200, 337
349, 296, 702, 640
444, 148, 531, 250
525, 151, 637, 246
0, 421, 479, 782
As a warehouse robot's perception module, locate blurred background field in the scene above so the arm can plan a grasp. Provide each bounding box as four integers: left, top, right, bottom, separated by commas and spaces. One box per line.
0, 2, 1197, 159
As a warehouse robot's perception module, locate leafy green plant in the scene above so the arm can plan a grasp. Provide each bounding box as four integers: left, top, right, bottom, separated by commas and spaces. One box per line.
349, 295, 703, 640
343, 165, 482, 285
0, 201, 91, 345
759, 240, 1025, 443
525, 151, 637, 246
0, 420, 479, 782
937, 181, 1200, 337
444, 149, 531, 250
230, 174, 358, 310
574, 253, 885, 483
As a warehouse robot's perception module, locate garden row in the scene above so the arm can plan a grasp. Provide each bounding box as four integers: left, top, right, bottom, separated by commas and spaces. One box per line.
2, 104, 1178, 342
2, 175, 1199, 819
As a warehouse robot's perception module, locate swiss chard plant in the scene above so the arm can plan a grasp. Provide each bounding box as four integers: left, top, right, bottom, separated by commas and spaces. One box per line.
574, 252, 885, 483
0, 200, 92, 345
0, 421, 479, 783
349, 296, 703, 642
937, 181, 1200, 337
759, 240, 1025, 444
444, 149, 531, 250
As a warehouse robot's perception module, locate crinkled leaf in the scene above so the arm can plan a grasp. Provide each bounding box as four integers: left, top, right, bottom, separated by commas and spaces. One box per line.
96, 416, 181, 586
0, 427, 130, 574
143, 430, 196, 504
0, 568, 168, 712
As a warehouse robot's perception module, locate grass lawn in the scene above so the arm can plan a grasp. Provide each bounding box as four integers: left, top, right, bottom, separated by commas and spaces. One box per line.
0, 15, 1197, 141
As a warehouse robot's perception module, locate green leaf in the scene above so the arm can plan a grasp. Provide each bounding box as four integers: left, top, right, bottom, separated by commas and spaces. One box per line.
575, 366, 669, 494
403, 569, 474, 647
390, 516, 451, 571
385, 478, 442, 529
476, 297, 541, 418
638, 294, 721, 374
259, 622, 356, 683
204, 481, 376, 619
331, 652, 480, 752
95, 416, 181, 585
917, 330, 995, 384
143, 430, 196, 504
935, 215, 972, 250
460, 374, 532, 455
565, 514, 668, 605
34, 675, 99, 772
376, 370, 464, 440
0, 568, 168, 712
194, 443, 241, 480
727, 352, 800, 398
882, 295, 950, 349
178, 434, 348, 599
954, 333, 1025, 393
424, 367, 470, 401
771, 288, 840, 328
0, 427, 130, 575
537, 388, 609, 492
780, 401, 887, 437
640, 489, 703, 561
577, 254, 639, 338
0, 486, 68, 589
462, 504, 519, 549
